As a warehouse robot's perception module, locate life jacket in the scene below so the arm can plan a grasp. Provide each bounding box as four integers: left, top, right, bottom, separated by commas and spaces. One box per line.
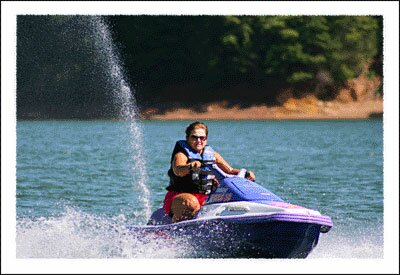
166, 140, 216, 194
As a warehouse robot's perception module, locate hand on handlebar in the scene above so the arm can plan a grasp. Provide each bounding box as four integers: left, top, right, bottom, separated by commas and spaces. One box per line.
188, 161, 202, 172
245, 170, 256, 181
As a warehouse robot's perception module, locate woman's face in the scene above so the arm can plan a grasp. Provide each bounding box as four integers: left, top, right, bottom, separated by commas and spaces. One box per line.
187, 128, 207, 153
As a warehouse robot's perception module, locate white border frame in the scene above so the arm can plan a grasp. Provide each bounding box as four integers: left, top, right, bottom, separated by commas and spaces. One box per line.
2, 1, 399, 274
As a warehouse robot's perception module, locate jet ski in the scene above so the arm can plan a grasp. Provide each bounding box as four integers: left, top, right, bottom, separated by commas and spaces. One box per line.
129, 164, 333, 258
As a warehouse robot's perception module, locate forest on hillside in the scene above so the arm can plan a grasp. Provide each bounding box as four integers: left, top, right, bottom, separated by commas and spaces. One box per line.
17, 15, 383, 119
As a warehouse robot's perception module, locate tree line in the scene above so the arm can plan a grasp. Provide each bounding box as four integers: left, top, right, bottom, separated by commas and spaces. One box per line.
17, 15, 383, 119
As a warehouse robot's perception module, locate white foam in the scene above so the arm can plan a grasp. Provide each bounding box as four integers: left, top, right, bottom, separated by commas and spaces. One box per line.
16, 207, 185, 258
309, 226, 384, 258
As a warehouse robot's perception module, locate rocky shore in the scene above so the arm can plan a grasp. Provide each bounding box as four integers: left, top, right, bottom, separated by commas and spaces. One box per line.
141, 72, 383, 120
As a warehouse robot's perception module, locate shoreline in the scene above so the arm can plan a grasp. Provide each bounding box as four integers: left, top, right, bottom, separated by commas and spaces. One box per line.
142, 98, 383, 121
17, 98, 383, 121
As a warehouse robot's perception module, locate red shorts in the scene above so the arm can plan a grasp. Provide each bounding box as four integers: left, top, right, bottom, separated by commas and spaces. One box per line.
163, 191, 208, 215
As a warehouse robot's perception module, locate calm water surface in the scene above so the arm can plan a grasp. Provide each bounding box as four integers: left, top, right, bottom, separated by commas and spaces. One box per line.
16, 120, 384, 258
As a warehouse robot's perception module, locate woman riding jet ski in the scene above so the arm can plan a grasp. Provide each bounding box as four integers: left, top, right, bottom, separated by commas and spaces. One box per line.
163, 121, 255, 223
129, 122, 333, 258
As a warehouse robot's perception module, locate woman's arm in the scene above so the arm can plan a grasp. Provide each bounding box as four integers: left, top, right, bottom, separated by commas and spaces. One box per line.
214, 151, 256, 181
172, 152, 202, 177
172, 152, 190, 177
214, 151, 240, 175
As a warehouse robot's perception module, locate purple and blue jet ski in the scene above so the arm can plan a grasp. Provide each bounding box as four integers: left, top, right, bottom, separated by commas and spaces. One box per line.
130, 164, 333, 258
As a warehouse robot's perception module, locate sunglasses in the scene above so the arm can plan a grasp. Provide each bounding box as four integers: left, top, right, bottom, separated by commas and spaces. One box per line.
190, 135, 207, 141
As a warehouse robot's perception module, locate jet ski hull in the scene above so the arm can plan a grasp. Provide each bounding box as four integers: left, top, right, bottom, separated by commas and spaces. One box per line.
129, 213, 331, 258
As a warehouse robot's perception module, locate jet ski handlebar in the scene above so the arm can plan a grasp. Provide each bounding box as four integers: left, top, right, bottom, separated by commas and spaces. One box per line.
202, 162, 248, 179
191, 161, 248, 179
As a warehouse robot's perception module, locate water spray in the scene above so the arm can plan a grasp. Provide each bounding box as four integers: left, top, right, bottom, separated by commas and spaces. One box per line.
89, 16, 151, 222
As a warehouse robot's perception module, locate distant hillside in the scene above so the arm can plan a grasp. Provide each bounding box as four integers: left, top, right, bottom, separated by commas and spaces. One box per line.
17, 15, 383, 119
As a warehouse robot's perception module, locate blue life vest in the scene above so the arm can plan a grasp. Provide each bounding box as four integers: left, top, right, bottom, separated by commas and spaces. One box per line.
167, 140, 216, 194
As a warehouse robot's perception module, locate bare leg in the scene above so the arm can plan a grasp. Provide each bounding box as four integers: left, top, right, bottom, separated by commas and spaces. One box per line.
170, 193, 201, 223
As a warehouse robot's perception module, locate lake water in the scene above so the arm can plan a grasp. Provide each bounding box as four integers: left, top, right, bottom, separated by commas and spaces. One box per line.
15, 119, 384, 258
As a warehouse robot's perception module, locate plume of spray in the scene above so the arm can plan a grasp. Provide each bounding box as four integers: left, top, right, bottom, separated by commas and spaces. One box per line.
89, 16, 151, 222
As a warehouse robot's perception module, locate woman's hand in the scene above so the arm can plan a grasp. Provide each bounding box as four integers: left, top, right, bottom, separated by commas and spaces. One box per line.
188, 161, 202, 172
245, 170, 256, 181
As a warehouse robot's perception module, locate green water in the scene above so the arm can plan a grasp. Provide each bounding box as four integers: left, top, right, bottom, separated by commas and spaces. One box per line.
16, 119, 384, 258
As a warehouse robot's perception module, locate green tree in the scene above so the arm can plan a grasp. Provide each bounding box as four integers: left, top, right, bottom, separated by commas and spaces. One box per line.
17, 15, 383, 119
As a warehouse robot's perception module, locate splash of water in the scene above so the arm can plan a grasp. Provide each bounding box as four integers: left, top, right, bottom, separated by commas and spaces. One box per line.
16, 207, 187, 258
16, 207, 384, 259
89, 16, 151, 222
309, 226, 384, 258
